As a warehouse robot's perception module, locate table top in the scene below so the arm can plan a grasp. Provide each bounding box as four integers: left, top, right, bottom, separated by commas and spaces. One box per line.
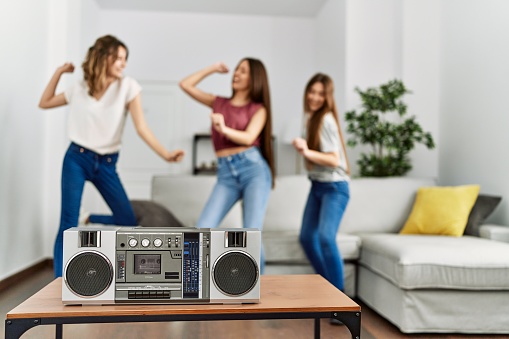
7, 274, 360, 319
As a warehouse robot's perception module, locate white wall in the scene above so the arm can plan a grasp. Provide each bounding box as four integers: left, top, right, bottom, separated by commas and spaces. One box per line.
344, 0, 439, 178
401, 1, 440, 178
0, 0, 51, 280
316, 0, 347, 111
439, 0, 509, 225
0, 0, 98, 279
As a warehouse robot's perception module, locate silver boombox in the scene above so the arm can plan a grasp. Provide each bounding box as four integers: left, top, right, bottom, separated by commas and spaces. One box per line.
62, 226, 261, 305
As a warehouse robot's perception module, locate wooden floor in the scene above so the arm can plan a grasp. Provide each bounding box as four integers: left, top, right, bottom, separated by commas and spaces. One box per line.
2, 266, 508, 339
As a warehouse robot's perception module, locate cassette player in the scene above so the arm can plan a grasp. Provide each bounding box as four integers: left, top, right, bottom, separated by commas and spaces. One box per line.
62, 226, 260, 305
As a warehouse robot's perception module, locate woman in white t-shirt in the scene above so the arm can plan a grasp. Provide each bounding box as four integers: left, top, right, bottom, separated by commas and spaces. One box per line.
292, 74, 350, 316
39, 35, 184, 277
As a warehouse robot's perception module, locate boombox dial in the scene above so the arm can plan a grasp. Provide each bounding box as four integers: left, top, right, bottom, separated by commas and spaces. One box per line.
141, 238, 150, 247
128, 238, 137, 247
153, 238, 163, 247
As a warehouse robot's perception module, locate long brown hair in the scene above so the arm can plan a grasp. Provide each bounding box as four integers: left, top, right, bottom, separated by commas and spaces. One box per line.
304, 73, 350, 172
237, 58, 276, 187
82, 35, 128, 96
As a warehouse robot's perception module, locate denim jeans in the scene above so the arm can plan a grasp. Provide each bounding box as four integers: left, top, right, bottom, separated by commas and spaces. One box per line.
197, 147, 272, 273
299, 180, 350, 291
53, 143, 137, 277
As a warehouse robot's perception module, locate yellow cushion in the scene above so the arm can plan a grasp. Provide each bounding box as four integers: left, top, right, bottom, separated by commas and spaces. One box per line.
400, 185, 480, 237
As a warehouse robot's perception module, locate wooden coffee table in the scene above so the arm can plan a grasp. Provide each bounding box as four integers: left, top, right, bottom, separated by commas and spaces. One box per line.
5, 274, 361, 339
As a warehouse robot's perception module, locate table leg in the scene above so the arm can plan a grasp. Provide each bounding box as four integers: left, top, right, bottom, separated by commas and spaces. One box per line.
5, 318, 41, 339
332, 311, 361, 339
314, 318, 321, 339
56, 323, 63, 339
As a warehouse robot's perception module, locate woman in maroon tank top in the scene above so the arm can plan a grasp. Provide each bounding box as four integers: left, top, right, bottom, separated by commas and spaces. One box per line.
180, 59, 275, 272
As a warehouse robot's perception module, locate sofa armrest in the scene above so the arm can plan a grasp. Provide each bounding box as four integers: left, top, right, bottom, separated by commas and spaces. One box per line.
479, 224, 509, 243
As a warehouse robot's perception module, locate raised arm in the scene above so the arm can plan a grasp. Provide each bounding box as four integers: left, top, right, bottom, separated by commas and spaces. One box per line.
211, 107, 267, 146
39, 63, 74, 109
179, 62, 229, 108
128, 95, 185, 162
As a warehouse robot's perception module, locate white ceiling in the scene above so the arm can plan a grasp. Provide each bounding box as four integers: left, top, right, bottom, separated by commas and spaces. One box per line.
94, 0, 328, 17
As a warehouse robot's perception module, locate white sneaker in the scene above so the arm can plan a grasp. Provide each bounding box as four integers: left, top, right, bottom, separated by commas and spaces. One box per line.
78, 207, 90, 225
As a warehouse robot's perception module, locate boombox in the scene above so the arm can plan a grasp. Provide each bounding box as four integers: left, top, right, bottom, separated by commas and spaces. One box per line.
62, 226, 260, 305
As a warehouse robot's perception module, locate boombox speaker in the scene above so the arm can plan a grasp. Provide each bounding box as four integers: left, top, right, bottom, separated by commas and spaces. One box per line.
62, 226, 261, 305
63, 227, 120, 303
213, 251, 258, 296
65, 251, 113, 297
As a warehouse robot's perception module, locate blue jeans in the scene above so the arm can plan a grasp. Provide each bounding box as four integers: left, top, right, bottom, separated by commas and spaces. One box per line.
299, 180, 350, 291
53, 143, 137, 277
197, 147, 272, 273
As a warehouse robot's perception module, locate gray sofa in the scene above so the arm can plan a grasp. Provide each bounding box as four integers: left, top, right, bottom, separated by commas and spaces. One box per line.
151, 174, 509, 334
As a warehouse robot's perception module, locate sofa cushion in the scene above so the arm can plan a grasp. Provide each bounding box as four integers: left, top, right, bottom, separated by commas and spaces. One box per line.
151, 175, 242, 228
131, 200, 184, 227
399, 185, 480, 236
263, 176, 310, 232
479, 224, 509, 243
359, 234, 509, 290
263, 231, 361, 263
464, 195, 502, 236
340, 177, 436, 234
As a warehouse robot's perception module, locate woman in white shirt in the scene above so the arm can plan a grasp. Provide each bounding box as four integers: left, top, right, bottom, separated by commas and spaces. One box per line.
292, 74, 350, 314
39, 35, 184, 277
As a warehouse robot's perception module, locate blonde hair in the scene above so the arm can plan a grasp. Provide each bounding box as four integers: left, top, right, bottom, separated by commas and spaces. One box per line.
81, 35, 128, 96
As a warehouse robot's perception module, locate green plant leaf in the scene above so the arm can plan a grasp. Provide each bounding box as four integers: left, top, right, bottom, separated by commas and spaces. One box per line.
345, 79, 435, 176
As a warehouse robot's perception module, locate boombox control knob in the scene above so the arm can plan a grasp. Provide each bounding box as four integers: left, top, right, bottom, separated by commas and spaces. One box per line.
153, 238, 163, 247
141, 238, 150, 247
128, 238, 138, 247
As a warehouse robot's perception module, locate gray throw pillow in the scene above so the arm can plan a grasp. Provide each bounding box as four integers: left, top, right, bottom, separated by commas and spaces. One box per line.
130, 200, 185, 227
463, 194, 502, 236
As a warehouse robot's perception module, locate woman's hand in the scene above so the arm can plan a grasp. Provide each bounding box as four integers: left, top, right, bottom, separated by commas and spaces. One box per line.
165, 149, 185, 162
211, 113, 227, 134
213, 62, 229, 74
292, 137, 309, 157
57, 63, 75, 74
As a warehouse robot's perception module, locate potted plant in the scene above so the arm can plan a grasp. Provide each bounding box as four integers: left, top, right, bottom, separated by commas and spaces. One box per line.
345, 79, 435, 177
